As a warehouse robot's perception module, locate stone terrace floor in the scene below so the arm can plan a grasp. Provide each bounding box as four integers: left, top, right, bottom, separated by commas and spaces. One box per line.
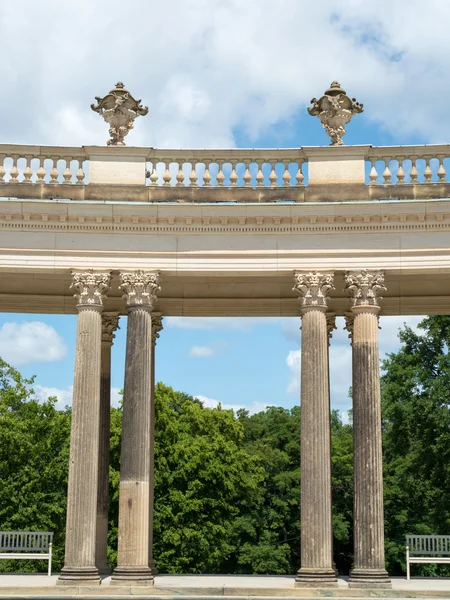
0, 574, 450, 598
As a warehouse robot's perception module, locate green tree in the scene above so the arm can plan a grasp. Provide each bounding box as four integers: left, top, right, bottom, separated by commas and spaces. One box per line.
0, 359, 71, 572
382, 316, 450, 576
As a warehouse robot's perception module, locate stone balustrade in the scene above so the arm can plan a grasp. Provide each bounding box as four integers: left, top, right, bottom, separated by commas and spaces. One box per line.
2, 143, 450, 202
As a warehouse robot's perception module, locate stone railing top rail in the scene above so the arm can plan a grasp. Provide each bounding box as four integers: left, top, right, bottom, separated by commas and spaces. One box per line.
2, 143, 450, 203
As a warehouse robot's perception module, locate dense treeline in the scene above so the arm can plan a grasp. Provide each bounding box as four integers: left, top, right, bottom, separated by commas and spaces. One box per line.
0, 316, 450, 576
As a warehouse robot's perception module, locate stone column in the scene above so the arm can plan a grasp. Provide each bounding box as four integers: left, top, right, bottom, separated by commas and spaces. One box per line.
293, 271, 337, 587
95, 313, 120, 575
326, 313, 338, 576
58, 270, 111, 586
149, 313, 163, 576
111, 271, 160, 586
345, 270, 391, 589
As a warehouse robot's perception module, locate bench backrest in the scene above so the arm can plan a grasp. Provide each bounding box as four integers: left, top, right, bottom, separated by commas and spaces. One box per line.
407, 535, 450, 555
0, 532, 53, 552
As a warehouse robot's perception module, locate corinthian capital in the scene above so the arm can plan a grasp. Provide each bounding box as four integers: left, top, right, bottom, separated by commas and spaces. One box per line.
151, 312, 163, 345
71, 270, 111, 308
293, 271, 334, 310
345, 270, 386, 308
119, 270, 161, 310
102, 312, 120, 344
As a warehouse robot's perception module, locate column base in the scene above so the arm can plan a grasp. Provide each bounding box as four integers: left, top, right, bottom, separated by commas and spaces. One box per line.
111, 566, 154, 586
348, 568, 391, 588
149, 560, 158, 576
57, 566, 101, 586
97, 564, 112, 576
295, 568, 338, 587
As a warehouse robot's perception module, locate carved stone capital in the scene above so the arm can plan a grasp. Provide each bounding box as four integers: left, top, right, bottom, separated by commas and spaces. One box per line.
151, 313, 163, 346
344, 313, 354, 343
293, 271, 334, 311
119, 270, 161, 310
345, 270, 386, 309
326, 313, 336, 345
102, 312, 120, 344
70, 270, 110, 309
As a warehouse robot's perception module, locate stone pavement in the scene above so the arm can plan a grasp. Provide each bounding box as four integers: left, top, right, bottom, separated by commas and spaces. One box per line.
0, 574, 450, 598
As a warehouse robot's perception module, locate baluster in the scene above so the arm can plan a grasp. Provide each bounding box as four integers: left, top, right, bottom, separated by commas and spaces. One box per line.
229, 161, 238, 186
368, 159, 378, 185
410, 156, 418, 183
243, 161, 252, 187
437, 155, 447, 182
268, 162, 277, 187
149, 162, 159, 186
63, 158, 72, 184
216, 161, 225, 186
10, 155, 19, 183
23, 156, 33, 184
203, 161, 212, 187
76, 158, 85, 184
0, 155, 5, 183
163, 162, 172, 186
424, 157, 433, 182
176, 161, 185, 187
382, 157, 392, 184
189, 162, 198, 187
282, 161, 291, 186
36, 157, 45, 183
50, 157, 59, 184
256, 162, 265, 187
295, 160, 305, 186
396, 156, 405, 184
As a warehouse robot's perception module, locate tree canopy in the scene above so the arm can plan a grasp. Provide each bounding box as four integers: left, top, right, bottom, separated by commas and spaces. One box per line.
1, 316, 450, 576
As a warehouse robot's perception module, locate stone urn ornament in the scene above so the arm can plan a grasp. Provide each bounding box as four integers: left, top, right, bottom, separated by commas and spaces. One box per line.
91, 82, 148, 146
308, 81, 363, 146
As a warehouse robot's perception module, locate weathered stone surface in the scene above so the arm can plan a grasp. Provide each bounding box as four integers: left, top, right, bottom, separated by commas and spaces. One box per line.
293, 272, 337, 587
58, 271, 111, 585
95, 313, 120, 575
345, 271, 391, 589
112, 272, 160, 586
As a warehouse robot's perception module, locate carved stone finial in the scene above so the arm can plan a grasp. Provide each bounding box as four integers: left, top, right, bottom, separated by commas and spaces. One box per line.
102, 312, 120, 344
293, 271, 335, 310
70, 270, 110, 308
151, 312, 163, 345
91, 82, 148, 146
119, 270, 161, 310
308, 81, 363, 146
345, 270, 386, 309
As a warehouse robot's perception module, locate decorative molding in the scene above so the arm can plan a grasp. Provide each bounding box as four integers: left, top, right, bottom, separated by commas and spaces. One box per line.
293, 271, 334, 310
326, 313, 337, 344
119, 270, 161, 309
344, 313, 354, 343
102, 312, 120, 343
345, 270, 386, 308
151, 312, 163, 345
71, 270, 111, 308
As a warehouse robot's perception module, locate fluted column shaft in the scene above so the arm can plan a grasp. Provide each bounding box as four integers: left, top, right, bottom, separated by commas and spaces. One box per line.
293, 271, 337, 588
58, 271, 110, 586
112, 271, 160, 586
95, 314, 119, 575
345, 270, 391, 589
149, 314, 163, 576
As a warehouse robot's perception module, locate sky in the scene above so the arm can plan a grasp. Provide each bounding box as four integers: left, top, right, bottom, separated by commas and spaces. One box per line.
0, 0, 443, 417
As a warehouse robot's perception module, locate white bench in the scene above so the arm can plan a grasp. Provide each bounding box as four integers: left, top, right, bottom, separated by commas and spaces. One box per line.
0, 532, 53, 576
406, 535, 450, 579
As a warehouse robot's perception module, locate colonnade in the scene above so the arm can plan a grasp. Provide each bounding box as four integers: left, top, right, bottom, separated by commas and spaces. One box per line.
57, 268, 391, 589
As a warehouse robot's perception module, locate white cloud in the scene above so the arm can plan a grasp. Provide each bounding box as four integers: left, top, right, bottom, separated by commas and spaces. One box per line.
0, 321, 67, 366
188, 345, 214, 358
2, 0, 448, 148
166, 317, 279, 331
195, 394, 268, 415
34, 385, 123, 410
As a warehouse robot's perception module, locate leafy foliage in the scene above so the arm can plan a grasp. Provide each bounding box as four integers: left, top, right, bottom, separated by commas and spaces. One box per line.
1, 317, 450, 577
